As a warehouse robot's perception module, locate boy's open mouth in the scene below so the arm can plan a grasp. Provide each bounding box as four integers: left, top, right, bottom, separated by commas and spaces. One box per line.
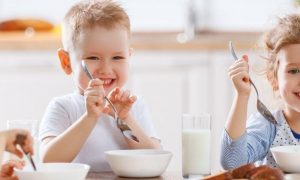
101, 78, 115, 89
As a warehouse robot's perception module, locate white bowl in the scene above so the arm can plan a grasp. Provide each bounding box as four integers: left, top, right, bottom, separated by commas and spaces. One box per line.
271, 145, 300, 173
15, 163, 90, 180
105, 149, 172, 178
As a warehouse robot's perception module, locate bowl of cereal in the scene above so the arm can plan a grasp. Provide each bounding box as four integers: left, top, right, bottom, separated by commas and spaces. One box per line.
105, 149, 172, 178
15, 163, 90, 180
271, 145, 300, 173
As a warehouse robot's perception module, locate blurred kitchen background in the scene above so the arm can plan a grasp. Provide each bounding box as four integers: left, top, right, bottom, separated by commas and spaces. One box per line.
0, 0, 298, 174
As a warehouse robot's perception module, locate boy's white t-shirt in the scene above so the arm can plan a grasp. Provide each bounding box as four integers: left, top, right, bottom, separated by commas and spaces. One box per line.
39, 92, 159, 172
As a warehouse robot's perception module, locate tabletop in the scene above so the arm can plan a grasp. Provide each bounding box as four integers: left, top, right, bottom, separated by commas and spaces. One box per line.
86, 172, 184, 180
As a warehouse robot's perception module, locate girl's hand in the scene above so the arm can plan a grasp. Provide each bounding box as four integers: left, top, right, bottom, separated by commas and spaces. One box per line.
84, 79, 108, 119
106, 87, 137, 121
0, 160, 24, 178
0, 129, 34, 158
228, 55, 251, 96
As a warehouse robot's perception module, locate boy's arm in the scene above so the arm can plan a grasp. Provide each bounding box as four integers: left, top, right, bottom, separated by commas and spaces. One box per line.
122, 115, 161, 149
107, 88, 161, 149
41, 114, 97, 162
41, 79, 106, 162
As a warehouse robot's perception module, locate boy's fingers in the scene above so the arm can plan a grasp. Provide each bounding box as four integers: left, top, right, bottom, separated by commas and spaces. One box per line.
88, 79, 104, 87
102, 106, 111, 114
110, 87, 120, 101
120, 90, 130, 101
129, 95, 137, 103
242, 54, 248, 61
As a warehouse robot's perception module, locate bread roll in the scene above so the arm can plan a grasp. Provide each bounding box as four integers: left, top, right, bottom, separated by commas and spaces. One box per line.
202, 171, 232, 180
231, 163, 256, 178
0, 19, 53, 31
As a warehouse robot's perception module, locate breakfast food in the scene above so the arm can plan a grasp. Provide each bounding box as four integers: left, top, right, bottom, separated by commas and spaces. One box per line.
244, 165, 269, 178
202, 171, 232, 180
202, 163, 284, 180
231, 163, 256, 178
249, 167, 284, 180
0, 19, 53, 31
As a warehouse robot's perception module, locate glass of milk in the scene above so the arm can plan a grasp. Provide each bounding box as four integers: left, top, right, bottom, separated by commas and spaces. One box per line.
6, 119, 39, 162
182, 113, 211, 178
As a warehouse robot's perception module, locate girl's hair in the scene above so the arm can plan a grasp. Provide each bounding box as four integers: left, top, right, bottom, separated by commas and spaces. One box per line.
62, 0, 130, 51
262, 14, 300, 90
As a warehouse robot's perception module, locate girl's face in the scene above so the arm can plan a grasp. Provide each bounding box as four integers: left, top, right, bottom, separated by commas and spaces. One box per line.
69, 26, 131, 95
277, 44, 300, 114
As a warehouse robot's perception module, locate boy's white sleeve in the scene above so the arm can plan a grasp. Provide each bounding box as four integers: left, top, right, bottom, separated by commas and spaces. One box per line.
38, 98, 71, 141
132, 98, 160, 140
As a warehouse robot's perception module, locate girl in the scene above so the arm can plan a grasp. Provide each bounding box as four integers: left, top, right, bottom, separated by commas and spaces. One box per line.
221, 13, 300, 170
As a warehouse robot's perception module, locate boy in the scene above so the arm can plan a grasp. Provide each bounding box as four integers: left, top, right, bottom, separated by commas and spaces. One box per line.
39, 0, 161, 172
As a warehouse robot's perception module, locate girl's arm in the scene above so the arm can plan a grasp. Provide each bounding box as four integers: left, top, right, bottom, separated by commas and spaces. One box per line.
225, 55, 251, 139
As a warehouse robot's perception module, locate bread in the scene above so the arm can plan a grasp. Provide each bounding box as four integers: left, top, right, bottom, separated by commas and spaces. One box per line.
204, 163, 284, 180
244, 165, 269, 178
231, 163, 256, 178
0, 19, 53, 31
202, 171, 232, 180
249, 167, 284, 180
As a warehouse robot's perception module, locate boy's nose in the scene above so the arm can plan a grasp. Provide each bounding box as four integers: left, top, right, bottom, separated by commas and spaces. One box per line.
96, 60, 112, 75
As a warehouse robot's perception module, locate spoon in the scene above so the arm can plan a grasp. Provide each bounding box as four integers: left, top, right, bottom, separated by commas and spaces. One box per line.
81, 60, 139, 142
15, 134, 37, 171
229, 41, 277, 125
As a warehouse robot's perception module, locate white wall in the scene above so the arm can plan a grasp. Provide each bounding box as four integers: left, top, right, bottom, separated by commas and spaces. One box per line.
0, 0, 296, 32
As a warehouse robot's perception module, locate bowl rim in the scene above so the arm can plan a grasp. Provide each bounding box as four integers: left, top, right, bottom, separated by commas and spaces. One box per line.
14, 163, 90, 173
271, 145, 300, 153
105, 149, 172, 157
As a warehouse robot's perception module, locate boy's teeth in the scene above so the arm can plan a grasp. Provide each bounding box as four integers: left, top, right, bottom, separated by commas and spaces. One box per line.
103, 79, 112, 85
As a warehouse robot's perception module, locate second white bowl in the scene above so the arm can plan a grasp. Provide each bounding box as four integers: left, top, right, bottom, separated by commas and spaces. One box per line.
105, 149, 172, 178
271, 145, 300, 173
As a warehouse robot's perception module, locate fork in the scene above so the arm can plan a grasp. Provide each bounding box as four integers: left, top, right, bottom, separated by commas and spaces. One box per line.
15, 134, 37, 171
81, 60, 139, 142
229, 41, 277, 125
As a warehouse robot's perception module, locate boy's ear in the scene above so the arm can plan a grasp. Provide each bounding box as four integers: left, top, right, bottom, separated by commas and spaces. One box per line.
57, 48, 72, 75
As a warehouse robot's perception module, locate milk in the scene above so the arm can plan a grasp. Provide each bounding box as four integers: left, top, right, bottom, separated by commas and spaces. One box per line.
182, 129, 211, 176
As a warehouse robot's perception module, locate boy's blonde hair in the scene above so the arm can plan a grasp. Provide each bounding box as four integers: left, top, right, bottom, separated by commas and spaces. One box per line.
262, 14, 300, 90
62, 0, 130, 51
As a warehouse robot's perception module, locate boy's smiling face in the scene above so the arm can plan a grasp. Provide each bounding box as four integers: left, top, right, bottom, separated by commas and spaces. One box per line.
277, 44, 300, 113
68, 26, 131, 95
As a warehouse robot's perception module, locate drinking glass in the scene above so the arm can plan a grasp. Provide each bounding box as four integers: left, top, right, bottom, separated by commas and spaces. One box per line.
182, 113, 211, 178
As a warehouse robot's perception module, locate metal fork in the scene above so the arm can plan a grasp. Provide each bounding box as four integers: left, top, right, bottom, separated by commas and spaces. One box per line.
229, 41, 277, 125
81, 60, 139, 142
15, 134, 37, 171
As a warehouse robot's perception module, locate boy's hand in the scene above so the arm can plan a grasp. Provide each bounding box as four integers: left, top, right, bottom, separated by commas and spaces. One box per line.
84, 79, 107, 119
228, 55, 251, 96
0, 129, 34, 158
106, 87, 137, 121
0, 160, 24, 178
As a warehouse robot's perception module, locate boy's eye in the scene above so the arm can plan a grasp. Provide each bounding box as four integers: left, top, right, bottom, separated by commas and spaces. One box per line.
112, 56, 124, 60
288, 68, 300, 74
86, 56, 99, 60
